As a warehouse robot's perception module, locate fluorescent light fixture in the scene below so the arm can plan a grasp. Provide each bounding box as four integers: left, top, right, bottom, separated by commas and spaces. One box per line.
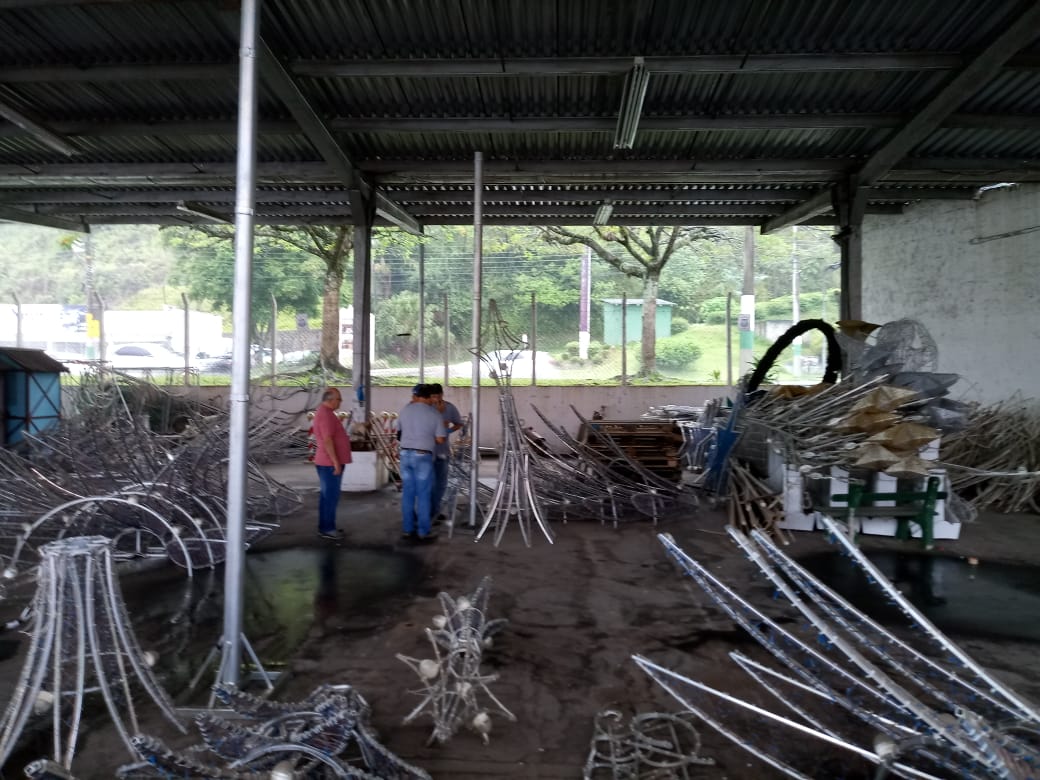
613, 56, 649, 150
176, 201, 232, 224
593, 201, 614, 226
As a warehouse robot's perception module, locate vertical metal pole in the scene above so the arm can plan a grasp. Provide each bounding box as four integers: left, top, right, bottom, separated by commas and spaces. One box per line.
443, 291, 450, 390
469, 151, 483, 529
578, 245, 591, 359
353, 220, 373, 420
182, 292, 191, 386
270, 293, 277, 386
620, 294, 628, 386
220, 0, 260, 688
740, 226, 756, 376
418, 239, 426, 381
725, 292, 733, 388
530, 291, 537, 386
12, 293, 22, 348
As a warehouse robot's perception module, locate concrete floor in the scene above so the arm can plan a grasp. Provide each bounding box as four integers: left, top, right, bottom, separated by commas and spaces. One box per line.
3, 457, 1039, 778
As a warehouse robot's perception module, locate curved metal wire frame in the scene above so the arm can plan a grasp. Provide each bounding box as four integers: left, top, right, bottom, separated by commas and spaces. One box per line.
0, 536, 185, 772
640, 532, 1040, 778
398, 577, 514, 745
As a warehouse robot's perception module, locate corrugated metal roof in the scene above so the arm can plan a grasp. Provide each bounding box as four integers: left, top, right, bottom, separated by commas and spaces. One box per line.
0, 0, 1037, 229
0, 348, 68, 373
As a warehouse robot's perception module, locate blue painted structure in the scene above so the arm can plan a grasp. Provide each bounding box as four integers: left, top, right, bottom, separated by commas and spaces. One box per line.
0, 348, 66, 447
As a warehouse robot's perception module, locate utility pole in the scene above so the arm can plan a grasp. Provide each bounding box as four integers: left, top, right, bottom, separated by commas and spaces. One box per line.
739, 227, 756, 377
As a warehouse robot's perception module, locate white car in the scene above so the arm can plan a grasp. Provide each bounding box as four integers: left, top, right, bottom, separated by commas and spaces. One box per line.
109, 343, 186, 371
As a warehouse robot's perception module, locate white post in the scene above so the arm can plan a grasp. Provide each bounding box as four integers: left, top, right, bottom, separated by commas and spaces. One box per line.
578, 245, 591, 359
739, 226, 756, 377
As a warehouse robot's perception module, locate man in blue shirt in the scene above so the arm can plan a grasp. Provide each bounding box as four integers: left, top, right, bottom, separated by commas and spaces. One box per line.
429, 382, 463, 522
397, 384, 446, 542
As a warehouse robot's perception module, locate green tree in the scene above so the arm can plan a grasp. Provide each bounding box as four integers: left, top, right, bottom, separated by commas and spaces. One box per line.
541, 226, 722, 376
164, 226, 325, 351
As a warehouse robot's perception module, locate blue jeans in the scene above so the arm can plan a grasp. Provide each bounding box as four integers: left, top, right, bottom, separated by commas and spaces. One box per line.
431, 457, 449, 516
400, 449, 435, 536
315, 465, 343, 533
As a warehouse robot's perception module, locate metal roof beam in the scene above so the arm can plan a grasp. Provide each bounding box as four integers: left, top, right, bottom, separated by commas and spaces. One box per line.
0, 205, 87, 231
13, 113, 1040, 139
252, 35, 421, 235
291, 53, 1040, 77
2, 158, 1038, 184
3, 53, 1039, 84
0, 99, 78, 156
858, 2, 1040, 186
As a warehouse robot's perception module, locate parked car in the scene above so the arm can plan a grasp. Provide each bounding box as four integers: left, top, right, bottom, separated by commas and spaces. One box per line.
109, 343, 185, 371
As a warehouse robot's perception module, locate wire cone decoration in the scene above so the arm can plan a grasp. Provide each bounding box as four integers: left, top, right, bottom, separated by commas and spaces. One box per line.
474, 300, 554, 546
0, 536, 185, 772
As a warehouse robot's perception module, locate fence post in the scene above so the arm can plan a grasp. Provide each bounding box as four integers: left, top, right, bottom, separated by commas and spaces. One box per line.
95, 292, 106, 364
620, 293, 627, 386
443, 291, 450, 389
182, 292, 191, 386
530, 291, 537, 385
270, 293, 277, 386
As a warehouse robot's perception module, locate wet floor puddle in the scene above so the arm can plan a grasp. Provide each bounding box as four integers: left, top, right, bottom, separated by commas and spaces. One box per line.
799, 550, 1040, 642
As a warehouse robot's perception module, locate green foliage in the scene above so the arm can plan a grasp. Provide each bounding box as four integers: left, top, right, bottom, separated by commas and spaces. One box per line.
655, 334, 703, 370
558, 340, 609, 366
670, 316, 690, 334
164, 227, 325, 341
374, 291, 445, 358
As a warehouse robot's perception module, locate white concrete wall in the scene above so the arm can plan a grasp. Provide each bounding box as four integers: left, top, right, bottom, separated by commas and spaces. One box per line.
862, 184, 1040, 404
187, 384, 726, 451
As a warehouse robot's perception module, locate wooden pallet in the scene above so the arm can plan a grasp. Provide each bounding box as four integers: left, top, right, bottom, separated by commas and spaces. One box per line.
576, 419, 683, 482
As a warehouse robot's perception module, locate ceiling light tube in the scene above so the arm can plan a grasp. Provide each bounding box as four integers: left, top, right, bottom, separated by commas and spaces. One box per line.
613, 56, 649, 150
594, 202, 614, 226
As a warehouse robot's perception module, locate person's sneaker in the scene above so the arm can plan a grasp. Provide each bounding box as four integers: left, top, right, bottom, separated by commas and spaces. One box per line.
416, 532, 439, 544
400, 531, 418, 542
318, 529, 344, 541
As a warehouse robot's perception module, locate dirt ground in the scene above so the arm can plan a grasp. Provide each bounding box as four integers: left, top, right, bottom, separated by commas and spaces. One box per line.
3, 458, 1040, 779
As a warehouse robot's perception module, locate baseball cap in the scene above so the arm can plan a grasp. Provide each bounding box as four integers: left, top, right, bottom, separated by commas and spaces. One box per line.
411, 383, 424, 395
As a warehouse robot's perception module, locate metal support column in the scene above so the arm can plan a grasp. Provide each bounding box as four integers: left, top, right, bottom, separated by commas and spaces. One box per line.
832, 178, 867, 321
469, 151, 484, 529
418, 238, 426, 380
352, 197, 375, 419
219, 0, 260, 688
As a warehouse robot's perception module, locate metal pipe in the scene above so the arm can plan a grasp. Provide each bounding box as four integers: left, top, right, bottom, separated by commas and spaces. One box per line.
220, 0, 260, 687
469, 151, 483, 529
95, 292, 106, 364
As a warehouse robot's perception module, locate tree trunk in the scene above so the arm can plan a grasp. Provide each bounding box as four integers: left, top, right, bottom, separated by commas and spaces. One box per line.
321, 263, 343, 367
639, 274, 660, 376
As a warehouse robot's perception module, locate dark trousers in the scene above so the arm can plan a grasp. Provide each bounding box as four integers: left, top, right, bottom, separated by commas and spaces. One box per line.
432, 456, 449, 516
316, 465, 343, 533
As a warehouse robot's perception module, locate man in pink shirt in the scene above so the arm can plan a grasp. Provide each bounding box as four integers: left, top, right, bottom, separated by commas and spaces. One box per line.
312, 387, 353, 540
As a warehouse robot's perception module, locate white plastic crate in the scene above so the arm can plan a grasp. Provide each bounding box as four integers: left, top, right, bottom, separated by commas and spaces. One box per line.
341, 451, 388, 492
